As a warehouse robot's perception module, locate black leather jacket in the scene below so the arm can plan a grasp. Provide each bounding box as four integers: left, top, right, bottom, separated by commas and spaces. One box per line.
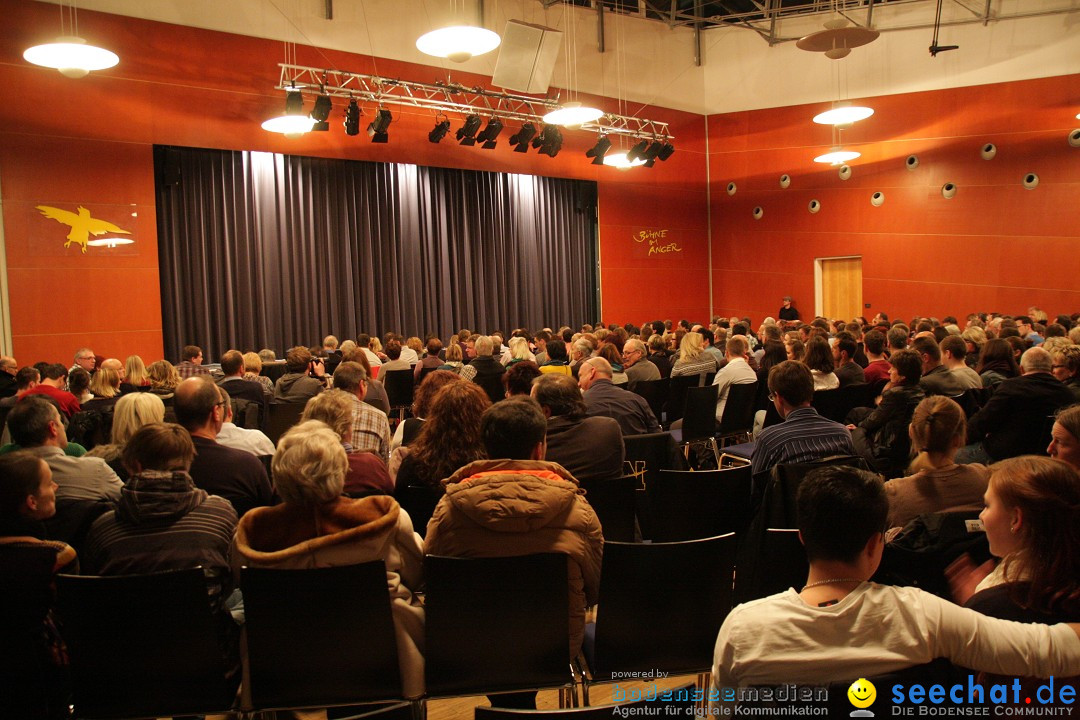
858, 383, 925, 469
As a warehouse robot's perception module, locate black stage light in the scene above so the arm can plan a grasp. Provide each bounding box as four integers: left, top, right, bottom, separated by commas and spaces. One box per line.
626, 139, 649, 162
585, 135, 612, 165
285, 87, 304, 115
476, 118, 504, 149
310, 93, 332, 131
429, 117, 451, 143
343, 99, 361, 136
510, 123, 536, 152
655, 141, 675, 161
535, 124, 563, 157
456, 114, 482, 146
368, 108, 392, 143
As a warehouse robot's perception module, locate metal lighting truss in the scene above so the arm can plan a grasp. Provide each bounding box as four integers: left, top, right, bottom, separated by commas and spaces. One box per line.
274, 63, 674, 142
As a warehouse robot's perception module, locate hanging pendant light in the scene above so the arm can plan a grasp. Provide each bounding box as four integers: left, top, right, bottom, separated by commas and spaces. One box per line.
262, 86, 316, 139
416, 25, 501, 63
814, 148, 861, 165
602, 151, 647, 170
813, 102, 874, 128
543, 102, 603, 127
24, 30, 118, 78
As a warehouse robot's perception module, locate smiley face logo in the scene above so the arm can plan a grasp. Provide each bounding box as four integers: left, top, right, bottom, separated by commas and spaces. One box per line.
847, 678, 877, 709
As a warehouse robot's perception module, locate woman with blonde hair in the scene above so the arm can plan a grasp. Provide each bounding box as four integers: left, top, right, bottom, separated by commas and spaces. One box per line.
242, 351, 274, 395
231, 421, 425, 699
87, 392, 166, 479
301, 390, 392, 496
884, 396, 989, 528
505, 336, 534, 366
147, 360, 181, 396
437, 341, 466, 374
89, 367, 121, 400
961, 327, 987, 368
670, 330, 717, 378
124, 355, 150, 389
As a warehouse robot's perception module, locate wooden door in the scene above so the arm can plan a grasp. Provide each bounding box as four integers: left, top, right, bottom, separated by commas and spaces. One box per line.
821, 257, 862, 321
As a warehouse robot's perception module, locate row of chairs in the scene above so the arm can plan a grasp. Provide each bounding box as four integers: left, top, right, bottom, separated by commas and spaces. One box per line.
52, 539, 738, 719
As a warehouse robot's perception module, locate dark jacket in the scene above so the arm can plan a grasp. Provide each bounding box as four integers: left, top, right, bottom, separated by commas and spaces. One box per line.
919, 365, 964, 397
544, 415, 625, 483
272, 372, 324, 404
966, 372, 1075, 461
189, 436, 275, 517
583, 379, 660, 436
854, 383, 925, 474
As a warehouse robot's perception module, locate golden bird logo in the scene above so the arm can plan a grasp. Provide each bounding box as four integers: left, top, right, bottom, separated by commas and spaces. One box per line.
35, 205, 131, 253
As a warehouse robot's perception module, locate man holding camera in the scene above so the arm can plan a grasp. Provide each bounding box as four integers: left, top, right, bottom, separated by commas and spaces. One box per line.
272, 345, 326, 403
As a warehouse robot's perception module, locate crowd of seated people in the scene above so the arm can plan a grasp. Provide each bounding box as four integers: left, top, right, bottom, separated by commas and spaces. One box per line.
3, 307, 1080, 715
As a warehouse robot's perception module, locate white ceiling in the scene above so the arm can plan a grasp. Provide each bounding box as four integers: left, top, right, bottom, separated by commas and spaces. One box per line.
35, 0, 1080, 115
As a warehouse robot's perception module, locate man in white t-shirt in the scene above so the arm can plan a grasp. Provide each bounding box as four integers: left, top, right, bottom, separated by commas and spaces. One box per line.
713, 466, 1080, 690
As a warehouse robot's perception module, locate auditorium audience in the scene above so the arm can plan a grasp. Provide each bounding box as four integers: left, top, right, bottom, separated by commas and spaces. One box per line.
176, 344, 210, 378
670, 330, 718, 378
242, 351, 275, 395
414, 337, 444, 379
713, 465, 1080, 688
460, 335, 506, 388
940, 335, 981, 389
67, 366, 93, 405
802, 336, 838, 390
832, 332, 866, 388
884, 396, 989, 528
273, 346, 326, 403
84, 366, 121, 411
24, 364, 80, 418
504, 360, 542, 396
147, 359, 181, 397
380, 339, 411, 373
532, 373, 624, 483
217, 349, 270, 418
301, 390, 392, 497
538, 338, 572, 376
975, 337, 1020, 389
232, 420, 425, 699
122, 354, 150, 392
912, 336, 965, 397
0, 355, 17, 399
1050, 345, 1080, 401
174, 377, 273, 517
214, 388, 275, 457
330, 362, 391, 463
391, 370, 462, 452
437, 341, 466, 375
1047, 404, 1080, 470
622, 338, 659, 384
710, 335, 756, 421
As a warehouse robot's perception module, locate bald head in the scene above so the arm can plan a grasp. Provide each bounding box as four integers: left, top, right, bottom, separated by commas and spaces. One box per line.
100, 358, 124, 380
173, 377, 223, 433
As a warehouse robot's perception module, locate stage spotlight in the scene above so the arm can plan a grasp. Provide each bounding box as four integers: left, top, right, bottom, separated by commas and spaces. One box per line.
585, 135, 612, 165
476, 117, 504, 149
343, 99, 361, 136
429, 116, 451, 143
655, 142, 675, 161
534, 124, 563, 157
641, 141, 664, 167
626, 139, 649, 163
509, 123, 536, 152
367, 108, 392, 143
456, 114, 482, 146
285, 87, 304, 116
310, 93, 332, 131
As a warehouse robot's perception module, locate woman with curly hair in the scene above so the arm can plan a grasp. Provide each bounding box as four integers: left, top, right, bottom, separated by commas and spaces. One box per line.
391, 369, 462, 453
147, 360, 181, 398
392, 381, 490, 536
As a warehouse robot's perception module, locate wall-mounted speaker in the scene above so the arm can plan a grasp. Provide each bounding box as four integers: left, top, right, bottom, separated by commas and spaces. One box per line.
492, 20, 563, 94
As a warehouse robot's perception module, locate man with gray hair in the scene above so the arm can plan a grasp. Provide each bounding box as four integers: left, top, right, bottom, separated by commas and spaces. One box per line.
461, 335, 506, 403
957, 346, 1074, 464
622, 339, 660, 384
578, 357, 659, 436
0, 355, 18, 399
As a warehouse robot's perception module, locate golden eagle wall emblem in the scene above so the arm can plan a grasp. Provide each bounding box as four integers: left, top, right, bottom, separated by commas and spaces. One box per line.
36, 205, 132, 253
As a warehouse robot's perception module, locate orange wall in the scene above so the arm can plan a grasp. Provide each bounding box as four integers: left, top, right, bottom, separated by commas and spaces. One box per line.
0, 0, 708, 364
708, 74, 1080, 324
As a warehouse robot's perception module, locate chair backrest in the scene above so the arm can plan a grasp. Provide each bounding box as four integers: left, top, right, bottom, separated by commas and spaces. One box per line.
56, 568, 236, 719
623, 432, 683, 488
593, 535, 736, 678
579, 474, 636, 542
628, 377, 669, 426
664, 375, 701, 426
647, 465, 752, 542
474, 684, 697, 719
382, 369, 416, 409
874, 511, 990, 599
718, 381, 758, 438
810, 384, 874, 424
232, 396, 262, 429
241, 562, 402, 710
475, 373, 506, 405
338, 702, 415, 720
396, 484, 441, 539
734, 528, 808, 603
679, 384, 719, 443
418, 365, 439, 384
424, 553, 573, 698
265, 401, 306, 445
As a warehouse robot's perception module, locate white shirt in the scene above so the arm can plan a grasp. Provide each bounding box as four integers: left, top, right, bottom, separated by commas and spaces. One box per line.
362, 348, 383, 367
215, 421, 275, 457
399, 346, 419, 365
712, 582, 1080, 689
712, 357, 757, 421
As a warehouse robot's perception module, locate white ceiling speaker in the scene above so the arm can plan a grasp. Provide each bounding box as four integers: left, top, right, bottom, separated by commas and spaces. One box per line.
752, 206, 764, 220
808, 199, 821, 214
779, 174, 791, 189
727, 182, 737, 196
981, 143, 997, 160
871, 192, 884, 207
941, 183, 957, 199
491, 20, 561, 94
838, 164, 852, 180
906, 155, 920, 170
1022, 173, 1039, 190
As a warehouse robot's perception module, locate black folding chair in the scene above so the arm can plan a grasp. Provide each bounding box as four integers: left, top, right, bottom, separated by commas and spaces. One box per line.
382, 369, 416, 422
424, 554, 578, 706
645, 466, 752, 542
583, 535, 737, 704
241, 562, 406, 713
579, 475, 636, 542
717, 381, 758, 446
664, 375, 702, 427
671, 385, 719, 466
628, 377, 669, 426
56, 568, 238, 719
265, 401, 306, 445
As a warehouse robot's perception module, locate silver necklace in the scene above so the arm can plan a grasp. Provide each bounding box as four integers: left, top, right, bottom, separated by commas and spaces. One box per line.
802, 578, 863, 591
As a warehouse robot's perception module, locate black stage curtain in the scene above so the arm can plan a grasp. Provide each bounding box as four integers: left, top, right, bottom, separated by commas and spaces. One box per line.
154, 145, 597, 360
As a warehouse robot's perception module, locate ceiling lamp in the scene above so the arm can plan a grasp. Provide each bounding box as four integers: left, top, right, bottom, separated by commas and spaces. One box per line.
343, 99, 361, 136
603, 151, 647, 170
86, 237, 134, 248
416, 25, 501, 63
24, 36, 119, 78
814, 148, 861, 165
797, 18, 879, 60
813, 103, 874, 128
262, 87, 316, 138
543, 102, 604, 127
